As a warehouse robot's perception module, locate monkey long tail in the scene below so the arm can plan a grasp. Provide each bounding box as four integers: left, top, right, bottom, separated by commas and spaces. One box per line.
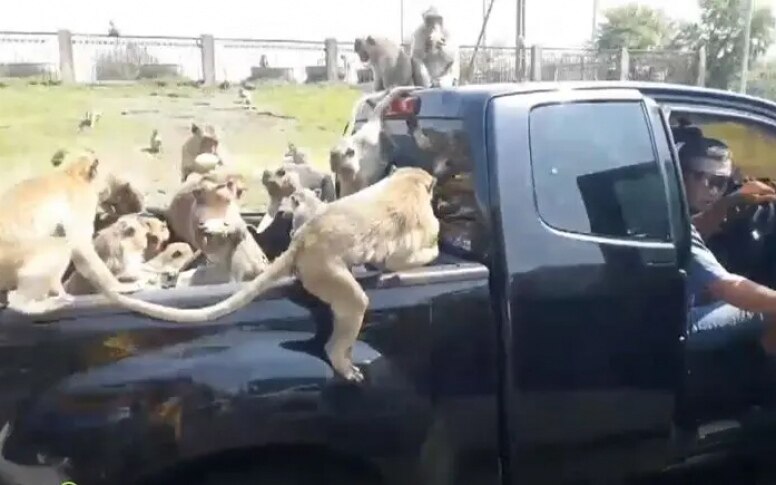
97, 244, 299, 323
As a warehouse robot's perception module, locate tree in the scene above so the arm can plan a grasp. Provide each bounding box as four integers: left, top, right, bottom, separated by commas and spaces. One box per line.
669, 0, 775, 89
594, 3, 674, 51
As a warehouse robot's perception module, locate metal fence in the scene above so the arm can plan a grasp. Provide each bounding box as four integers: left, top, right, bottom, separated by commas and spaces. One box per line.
0, 31, 60, 80
0, 30, 706, 88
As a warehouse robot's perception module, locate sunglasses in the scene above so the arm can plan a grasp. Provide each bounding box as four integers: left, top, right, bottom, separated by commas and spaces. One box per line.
689, 170, 730, 192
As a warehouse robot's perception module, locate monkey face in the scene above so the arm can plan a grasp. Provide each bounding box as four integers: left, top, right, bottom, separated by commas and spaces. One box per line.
329, 142, 359, 180
146, 242, 194, 272
139, 217, 170, 258
353, 38, 370, 62
261, 166, 301, 198
96, 174, 144, 219
115, 216, 151, 278
194, 180, 238, 209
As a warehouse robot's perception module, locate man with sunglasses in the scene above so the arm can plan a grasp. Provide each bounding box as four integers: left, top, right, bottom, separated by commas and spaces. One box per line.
680, 136, 776, 351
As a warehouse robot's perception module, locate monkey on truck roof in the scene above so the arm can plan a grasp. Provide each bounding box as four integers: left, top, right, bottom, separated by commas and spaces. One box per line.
353, 36, 431, 91
410, 5, 460, 88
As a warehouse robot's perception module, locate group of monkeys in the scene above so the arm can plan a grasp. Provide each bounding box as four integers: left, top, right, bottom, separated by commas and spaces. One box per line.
354, 6, 460, 90
0, 82, 459, 383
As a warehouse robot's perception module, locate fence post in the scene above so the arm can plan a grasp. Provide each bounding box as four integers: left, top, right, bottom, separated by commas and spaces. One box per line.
619, 47, 630, 81
530, 45, 542, 81
200, 34, 216, 86
515, 36, 524, 81
325, 38, 339, 82
696, 45, 706, 87
57, 29, 75, 84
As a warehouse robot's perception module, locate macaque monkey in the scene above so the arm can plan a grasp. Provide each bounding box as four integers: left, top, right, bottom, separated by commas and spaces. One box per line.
330, 86, 420, 197
410, 6, 460, 88
94, 173, 146, 232
148, 129, 162, 154
0, 150, 141, 314
256, 162, 335, 232
283, 142, 310, 165
166, 171, 245, 255
353, 36, 431, 91
138, 215, 171, 260
99, 165, 441, 383
180, 123, 225, 182
63, 214, 151, 295
140, 242, 196, 288
289, 187, 326, 238
176, 222, 269, 287
78, 110, 101, 132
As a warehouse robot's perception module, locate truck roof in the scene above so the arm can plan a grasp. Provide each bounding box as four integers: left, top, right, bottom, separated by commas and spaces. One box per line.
356, 81, 776, 122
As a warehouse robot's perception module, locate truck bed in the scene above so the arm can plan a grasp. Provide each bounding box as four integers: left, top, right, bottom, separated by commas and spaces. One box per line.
0, 249, 488, 327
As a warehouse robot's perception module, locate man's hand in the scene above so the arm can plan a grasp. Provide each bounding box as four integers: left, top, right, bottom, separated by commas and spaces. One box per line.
727, 179, 776, 206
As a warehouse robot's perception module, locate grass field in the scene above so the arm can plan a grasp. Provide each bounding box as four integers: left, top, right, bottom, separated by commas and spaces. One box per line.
0, 80, 364, 210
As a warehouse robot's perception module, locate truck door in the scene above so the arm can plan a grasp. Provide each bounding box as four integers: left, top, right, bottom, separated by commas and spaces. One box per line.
486, 88, 690, 484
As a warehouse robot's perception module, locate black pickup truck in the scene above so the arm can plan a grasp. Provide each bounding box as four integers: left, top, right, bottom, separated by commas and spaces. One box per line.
4, 81, 776, 485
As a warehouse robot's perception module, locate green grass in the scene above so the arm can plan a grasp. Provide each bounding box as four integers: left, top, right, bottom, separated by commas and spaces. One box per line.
0, 80, 363, 209
249, 83, 363, 168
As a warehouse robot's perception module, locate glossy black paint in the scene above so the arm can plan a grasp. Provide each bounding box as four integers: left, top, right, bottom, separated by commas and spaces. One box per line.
0, 258, 496, 485
4, 81, 776, 485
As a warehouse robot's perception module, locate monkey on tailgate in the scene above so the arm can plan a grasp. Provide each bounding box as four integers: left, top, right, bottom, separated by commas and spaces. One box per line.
256, 163, 335, 232
180, 123, 225, 182
176, 221, 269, 287
94, 173, 146, 232
98, 166, 441, 383
0, 150, 141, 314
330, 86, 420, 197
139, 242, 195, 288
354, 36, 431, 91
289, 187, 327, 238
63, 214, 150, 295
138, 215, 171, 261
410, 6, 460, 88
166, 172, 246, 266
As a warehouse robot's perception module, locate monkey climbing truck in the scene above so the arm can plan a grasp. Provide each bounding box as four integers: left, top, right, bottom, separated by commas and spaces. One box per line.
4, 81, 776, 484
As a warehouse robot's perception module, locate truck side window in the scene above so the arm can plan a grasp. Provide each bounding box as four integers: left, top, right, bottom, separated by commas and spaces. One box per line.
529, 101, 671, 241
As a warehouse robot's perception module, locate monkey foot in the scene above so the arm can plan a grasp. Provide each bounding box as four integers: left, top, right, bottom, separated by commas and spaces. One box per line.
112, 282, 143, 294
334, 363, 364, 383
8, 295, 74, 315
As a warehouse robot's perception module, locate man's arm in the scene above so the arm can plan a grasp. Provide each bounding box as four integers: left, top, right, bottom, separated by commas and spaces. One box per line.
692, 180, 776, 239
709, 277, 776, 314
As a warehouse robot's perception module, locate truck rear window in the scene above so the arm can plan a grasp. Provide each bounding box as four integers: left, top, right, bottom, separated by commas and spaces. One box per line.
529, 101, 671, 241
379, 118, 485, 260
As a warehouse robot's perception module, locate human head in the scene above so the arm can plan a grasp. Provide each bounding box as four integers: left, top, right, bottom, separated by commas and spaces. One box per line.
679, 136, 733, 213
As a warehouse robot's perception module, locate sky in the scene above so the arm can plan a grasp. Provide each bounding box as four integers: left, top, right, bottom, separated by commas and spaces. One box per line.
0, 0, 771, 48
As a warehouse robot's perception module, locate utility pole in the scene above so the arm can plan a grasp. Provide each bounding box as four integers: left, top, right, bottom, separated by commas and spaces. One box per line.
740, 0, 755, 93
483, 0, 488, 46
516, 0, 525, 80
400, 0, 405, 46
591, 0, 599, 42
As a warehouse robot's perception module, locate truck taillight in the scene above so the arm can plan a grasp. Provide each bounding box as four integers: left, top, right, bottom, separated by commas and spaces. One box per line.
387, 96, 420, 117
